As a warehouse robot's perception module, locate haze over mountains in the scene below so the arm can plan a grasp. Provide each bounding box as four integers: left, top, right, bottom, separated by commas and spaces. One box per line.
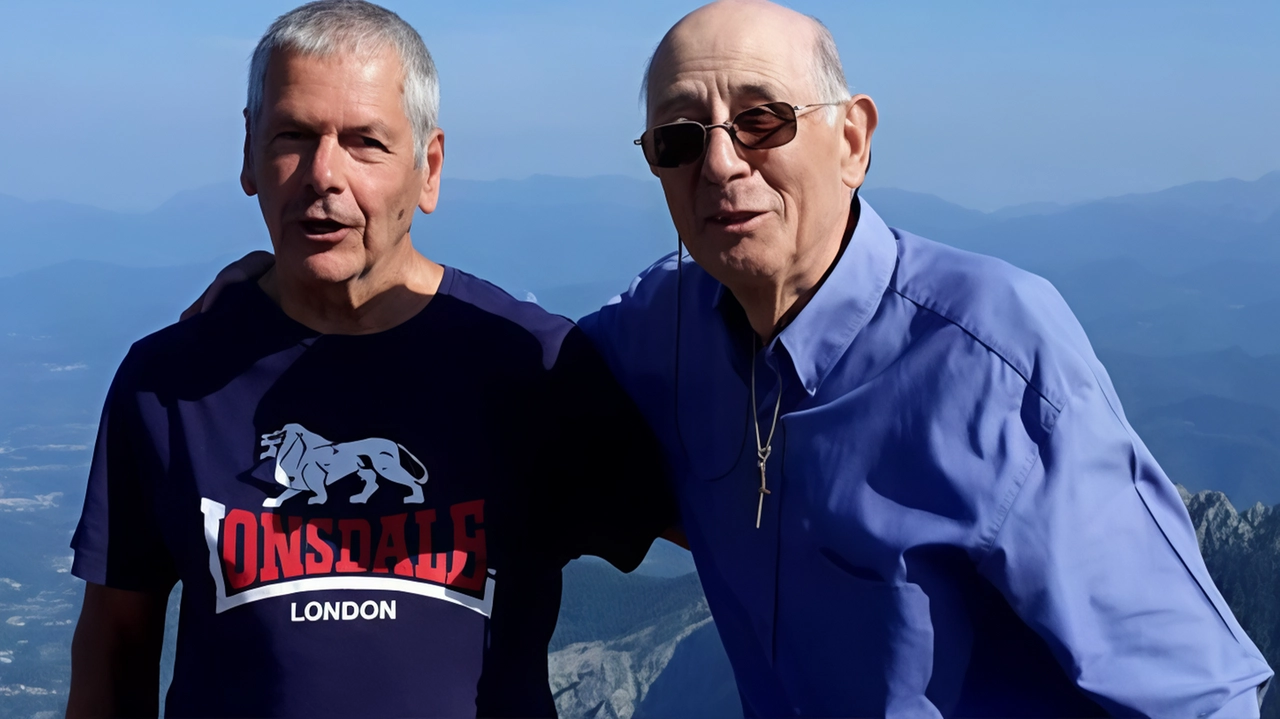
4, 170, 1278, 502
1, 170, 1278, 717
5, 170, 1279, 341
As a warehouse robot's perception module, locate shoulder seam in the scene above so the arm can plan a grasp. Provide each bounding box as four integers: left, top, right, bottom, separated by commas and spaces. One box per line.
887, 286, 1063, 413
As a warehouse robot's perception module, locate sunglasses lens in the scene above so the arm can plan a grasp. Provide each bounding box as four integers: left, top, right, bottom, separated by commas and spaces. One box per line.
645, 122, 706, 168
733, 102, 798, 149
640, 102, 801, 167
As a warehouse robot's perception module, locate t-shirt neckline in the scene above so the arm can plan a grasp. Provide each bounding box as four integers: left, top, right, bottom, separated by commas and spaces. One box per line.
240, 264, 457, 341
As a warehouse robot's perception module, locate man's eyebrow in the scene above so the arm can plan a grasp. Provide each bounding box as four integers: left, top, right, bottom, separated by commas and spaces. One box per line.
650, 82, 790, 119
732, 82, 785, 104
651, 90, 702, 119
348, 121, 393, 137
266, 116, 395, 138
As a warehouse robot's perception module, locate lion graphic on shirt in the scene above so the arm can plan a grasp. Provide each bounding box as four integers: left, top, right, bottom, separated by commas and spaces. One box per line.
259, 423, 428, 507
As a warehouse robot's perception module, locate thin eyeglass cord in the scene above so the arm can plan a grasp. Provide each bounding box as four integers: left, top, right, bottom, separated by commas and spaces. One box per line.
670, 237, 760, 481
671, 240, 778, 529
668, 163, 869, 524
673, 238, 690, 461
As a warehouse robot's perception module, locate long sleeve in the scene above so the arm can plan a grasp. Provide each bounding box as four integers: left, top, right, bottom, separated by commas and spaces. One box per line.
979, 373, 1273, 717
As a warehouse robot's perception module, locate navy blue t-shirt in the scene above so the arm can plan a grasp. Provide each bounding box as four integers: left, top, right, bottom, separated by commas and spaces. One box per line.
71, 266, 676, 718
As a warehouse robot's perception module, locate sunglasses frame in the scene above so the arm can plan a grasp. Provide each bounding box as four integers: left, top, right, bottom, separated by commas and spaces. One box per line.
634, 100, 848, 168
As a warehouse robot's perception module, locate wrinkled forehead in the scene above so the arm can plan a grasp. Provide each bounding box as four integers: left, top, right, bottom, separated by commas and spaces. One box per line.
264, 46, 405, 112
266, 44, 404, 92
647, 15, 816, 122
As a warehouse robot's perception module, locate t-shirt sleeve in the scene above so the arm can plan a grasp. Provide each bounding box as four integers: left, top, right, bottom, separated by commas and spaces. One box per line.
539, 325, 678, 573
70, 349, 177, 593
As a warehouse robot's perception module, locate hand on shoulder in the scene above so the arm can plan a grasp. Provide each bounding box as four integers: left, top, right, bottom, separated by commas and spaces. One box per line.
180, 251, 276, 320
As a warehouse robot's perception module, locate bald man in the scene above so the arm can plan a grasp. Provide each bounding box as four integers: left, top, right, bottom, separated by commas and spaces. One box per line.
193, 1, 1271, 716
580, 1, 1273, 717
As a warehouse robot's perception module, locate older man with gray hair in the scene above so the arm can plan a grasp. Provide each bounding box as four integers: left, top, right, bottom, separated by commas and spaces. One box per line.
66, 2, 674, 716
580, 0, 1273, 716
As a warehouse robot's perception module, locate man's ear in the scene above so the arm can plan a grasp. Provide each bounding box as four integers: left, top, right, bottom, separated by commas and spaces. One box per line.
240, 109, 258, 197
417, 128, 446, 215
839, 95, 878, 191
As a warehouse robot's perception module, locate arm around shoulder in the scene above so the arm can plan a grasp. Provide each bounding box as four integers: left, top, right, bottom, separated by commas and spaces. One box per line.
541, 327, 680, 572
179, 250, 275, 320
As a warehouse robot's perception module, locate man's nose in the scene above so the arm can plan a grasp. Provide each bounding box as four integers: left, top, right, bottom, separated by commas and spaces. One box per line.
303, 135, 347, 195
700, 125, 751, 185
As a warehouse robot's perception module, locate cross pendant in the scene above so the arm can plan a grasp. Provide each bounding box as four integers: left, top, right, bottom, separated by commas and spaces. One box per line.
755, 454, 772, 529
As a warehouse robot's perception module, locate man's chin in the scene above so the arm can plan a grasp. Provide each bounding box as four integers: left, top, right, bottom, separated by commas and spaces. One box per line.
686, 232, 785, 282
288, 252, 365, 286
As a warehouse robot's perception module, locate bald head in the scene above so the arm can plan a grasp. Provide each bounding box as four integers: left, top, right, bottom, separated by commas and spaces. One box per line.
642, 0, 849, 122
633, 0, 877, 340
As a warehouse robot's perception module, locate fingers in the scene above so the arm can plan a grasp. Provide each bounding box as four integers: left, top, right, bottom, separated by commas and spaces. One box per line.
243, 250, 277, 276
178, 250, 276, 321
200, 266, 248, 314
179, 294, 205, 322
179, 268, 242, 321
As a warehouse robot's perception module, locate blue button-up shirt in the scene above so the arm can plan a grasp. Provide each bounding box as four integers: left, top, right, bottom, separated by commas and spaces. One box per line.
579, 198, 1272, 717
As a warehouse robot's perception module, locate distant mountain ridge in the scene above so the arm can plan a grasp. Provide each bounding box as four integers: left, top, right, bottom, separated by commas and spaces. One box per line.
1098, 170, 1280, 224
5, 169, 1279, 331
869, 169, 1280, 226
0, 183, 269, 278
4, 169, 1278, 276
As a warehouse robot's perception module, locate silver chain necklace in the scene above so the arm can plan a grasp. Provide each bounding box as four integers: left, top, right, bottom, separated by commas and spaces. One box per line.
751, 347, 783, 529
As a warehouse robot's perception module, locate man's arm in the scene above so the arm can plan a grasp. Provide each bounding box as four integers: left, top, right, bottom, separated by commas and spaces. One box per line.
180, 250, 275, 320
541, 326, 681, 572
980, 375, 1273, 717
67, 583, 169, 718
69, 350, 179, 717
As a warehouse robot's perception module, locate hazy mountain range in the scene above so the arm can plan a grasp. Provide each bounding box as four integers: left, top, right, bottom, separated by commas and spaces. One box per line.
5, 171, 1279, 346
1, 170, 1277, 717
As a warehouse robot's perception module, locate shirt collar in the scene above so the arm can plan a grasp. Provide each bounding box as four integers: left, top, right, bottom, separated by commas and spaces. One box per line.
713, 195, 898, 396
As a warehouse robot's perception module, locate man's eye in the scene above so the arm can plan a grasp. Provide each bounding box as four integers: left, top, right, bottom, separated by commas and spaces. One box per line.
360, 137, 387, 150
735, 109, 785, 131
275, 131, 304, 141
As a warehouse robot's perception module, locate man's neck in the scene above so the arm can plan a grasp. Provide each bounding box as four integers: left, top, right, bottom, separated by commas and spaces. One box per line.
734, 199, 860, 343
260, 237, 444, 335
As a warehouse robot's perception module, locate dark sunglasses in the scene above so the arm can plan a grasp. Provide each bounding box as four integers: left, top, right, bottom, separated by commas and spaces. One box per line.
634, 101, 847, 168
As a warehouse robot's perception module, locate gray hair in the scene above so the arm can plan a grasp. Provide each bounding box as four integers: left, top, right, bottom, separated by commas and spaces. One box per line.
810, 18, 852, 111
641, 14, 852, 122
247, 0, 440, 168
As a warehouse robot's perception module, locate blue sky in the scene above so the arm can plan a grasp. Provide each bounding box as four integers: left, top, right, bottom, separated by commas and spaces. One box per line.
1, 0, 1277, 212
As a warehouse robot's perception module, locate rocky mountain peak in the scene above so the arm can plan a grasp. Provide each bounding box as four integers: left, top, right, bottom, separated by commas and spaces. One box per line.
1181, 484, 1280, 555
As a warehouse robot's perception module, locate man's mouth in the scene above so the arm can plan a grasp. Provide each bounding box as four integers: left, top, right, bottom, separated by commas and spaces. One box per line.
297, 219, 351, 239
706, 210, 766, 231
